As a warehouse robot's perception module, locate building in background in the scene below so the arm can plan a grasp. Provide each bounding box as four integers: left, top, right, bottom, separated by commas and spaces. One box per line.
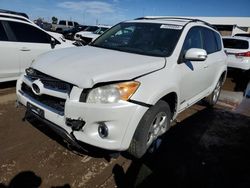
185, 17, 250, 36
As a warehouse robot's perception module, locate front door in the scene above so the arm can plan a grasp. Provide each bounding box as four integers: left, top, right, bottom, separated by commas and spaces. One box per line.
6, 20, 53, 75
178, 26, 210, 105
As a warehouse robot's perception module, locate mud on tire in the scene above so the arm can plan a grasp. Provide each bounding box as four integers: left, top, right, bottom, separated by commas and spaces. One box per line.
128, 100, 171, 158
205, 78, 222, 107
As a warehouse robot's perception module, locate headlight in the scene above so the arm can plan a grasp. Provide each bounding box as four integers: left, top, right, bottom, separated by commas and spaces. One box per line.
85, 81, 140, 104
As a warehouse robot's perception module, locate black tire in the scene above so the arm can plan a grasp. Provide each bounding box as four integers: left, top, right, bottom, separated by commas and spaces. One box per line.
205, 78, 222, 107
128, 100, 171, 158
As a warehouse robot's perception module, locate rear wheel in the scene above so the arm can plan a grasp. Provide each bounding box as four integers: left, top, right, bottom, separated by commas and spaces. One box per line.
205, 79, 222, 107
128, 100, 171, 158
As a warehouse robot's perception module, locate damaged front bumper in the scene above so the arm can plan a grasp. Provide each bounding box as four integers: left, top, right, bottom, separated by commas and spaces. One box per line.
23, 106, 86, 152
16, 74, 148, 151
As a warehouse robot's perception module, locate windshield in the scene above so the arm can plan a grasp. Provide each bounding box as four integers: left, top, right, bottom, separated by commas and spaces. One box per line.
91, 22, 182, 57
84, 26, 99, 32
234, 33, 250, 37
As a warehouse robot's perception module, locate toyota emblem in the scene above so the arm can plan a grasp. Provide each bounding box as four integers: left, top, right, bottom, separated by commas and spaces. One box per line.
32, 83, 40, 94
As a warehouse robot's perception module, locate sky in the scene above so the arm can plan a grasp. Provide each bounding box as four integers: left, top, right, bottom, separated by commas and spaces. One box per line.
1, 0, 250, 25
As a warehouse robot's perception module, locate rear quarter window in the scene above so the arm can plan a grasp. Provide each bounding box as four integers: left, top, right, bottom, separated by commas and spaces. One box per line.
68, 21, 73, 26
223, 39, 249, 49
59, 20, 66, 25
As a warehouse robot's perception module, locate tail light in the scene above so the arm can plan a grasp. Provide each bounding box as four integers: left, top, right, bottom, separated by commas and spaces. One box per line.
235, 51, 250, 57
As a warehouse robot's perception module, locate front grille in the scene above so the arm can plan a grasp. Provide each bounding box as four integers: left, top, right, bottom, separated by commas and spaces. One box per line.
41, 80, 70, 92
21, 82, 66, 114
26, 69, 72, 93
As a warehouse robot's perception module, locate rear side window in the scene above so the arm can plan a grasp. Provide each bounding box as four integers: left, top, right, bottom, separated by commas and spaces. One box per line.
59, 20, 66, 25
223, 39, 249, 49
0, 22, 8, 41
234, 33, 250, 37
68, 21, 73, 26
202, 28, 218, 54
7, 21, 51, 43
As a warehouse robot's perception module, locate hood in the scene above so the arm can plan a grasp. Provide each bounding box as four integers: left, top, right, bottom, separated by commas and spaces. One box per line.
32, 46, 166, 88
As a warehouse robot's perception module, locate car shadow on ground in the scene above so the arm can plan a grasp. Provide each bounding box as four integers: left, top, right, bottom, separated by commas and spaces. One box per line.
114, 108, 250, 188
0, 171, 70, 188
228, 69, 250, 93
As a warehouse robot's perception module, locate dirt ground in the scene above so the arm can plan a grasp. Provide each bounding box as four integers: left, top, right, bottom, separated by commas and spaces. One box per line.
0, 100, 129, 188
0, 74, 250, 188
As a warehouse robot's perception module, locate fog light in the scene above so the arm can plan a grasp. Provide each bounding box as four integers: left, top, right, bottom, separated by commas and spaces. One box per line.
98, 123, 108, 138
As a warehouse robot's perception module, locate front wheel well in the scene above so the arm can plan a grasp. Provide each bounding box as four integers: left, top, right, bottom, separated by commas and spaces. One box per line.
160, 92, 177, 119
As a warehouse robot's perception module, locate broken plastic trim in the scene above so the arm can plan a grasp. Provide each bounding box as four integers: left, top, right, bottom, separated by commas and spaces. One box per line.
24, 109, 87, 152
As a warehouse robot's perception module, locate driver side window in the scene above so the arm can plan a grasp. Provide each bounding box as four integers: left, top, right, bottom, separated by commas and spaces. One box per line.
6, 21, 51, 43
180, 27, 203, 62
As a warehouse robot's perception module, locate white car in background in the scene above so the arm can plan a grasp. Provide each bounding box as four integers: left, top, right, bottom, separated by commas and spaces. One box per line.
0, 10, 77, 83
74, 25, 99, 41
77, 26, 111, 44
223, 36, 250, 70
74, 25, 110, 44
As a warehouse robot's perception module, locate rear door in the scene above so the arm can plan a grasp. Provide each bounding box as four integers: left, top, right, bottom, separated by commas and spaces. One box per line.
201, 27, 225, 86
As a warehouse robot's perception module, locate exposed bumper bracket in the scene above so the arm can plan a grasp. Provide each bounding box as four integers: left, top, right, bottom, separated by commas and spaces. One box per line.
24, 109, 87, 152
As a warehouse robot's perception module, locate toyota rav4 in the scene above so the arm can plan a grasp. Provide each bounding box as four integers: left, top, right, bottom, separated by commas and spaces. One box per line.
17, 17, 227, 158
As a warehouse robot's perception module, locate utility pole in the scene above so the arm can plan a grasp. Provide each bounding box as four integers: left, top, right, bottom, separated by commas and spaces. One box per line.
83, 11, 85, 25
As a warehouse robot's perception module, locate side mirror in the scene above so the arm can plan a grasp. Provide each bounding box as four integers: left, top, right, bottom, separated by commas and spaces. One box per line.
185, 48, 207, 61
50, 38, 56, 49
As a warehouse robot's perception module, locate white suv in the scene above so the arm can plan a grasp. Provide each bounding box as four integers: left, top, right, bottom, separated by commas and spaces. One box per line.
17, 17, 227, 158
0, 10, 75, 82
51, 20, 79, 32
223, 36, 250, 70
74, 25, 111, 44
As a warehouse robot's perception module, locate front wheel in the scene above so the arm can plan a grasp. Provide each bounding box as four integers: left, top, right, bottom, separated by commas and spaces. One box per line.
128, 100, 171, 158
205, 79, 222, 107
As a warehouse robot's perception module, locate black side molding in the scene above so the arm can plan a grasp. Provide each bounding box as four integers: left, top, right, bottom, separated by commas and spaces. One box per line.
129, 99, 153, 108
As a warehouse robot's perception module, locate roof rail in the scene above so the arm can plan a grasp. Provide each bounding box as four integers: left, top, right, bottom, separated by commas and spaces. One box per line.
0, 9, 29, 19
136, 16, 195, 21
135, 16, 217, 30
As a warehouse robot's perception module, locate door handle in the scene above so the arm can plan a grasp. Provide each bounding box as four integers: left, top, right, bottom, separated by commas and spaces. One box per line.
204, 65, 208, 68
20, 47, 31, 51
